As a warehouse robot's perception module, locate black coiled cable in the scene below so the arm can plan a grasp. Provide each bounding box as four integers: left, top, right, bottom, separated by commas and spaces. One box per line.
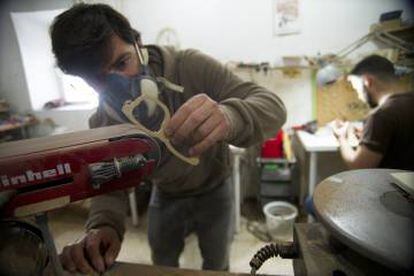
249, 242, 298, 275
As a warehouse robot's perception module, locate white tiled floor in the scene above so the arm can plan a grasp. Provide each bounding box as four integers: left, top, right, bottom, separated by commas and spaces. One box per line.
48, 202, 293, 275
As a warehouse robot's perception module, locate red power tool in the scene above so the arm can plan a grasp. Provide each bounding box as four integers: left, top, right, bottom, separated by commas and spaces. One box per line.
0, 124, 161, 275
0, 124, 161, 218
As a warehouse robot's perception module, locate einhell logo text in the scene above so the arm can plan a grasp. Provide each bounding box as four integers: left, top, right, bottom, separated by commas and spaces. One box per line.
1, 163, 71, 187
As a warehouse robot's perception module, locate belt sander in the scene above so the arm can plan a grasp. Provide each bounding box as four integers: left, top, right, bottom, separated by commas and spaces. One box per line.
0, 124, 162, 275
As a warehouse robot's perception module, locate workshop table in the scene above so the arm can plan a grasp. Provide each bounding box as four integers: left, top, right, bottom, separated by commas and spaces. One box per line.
296, 130, 338, 220
63, 262, 258, 275
0, 118, 36, 141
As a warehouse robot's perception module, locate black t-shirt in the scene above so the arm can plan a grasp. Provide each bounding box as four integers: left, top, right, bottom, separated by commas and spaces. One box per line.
361, 91, 414, 170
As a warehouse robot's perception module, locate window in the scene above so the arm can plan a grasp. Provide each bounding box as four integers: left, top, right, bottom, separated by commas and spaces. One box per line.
11, 9, 98, 110
55, 68, 98, 106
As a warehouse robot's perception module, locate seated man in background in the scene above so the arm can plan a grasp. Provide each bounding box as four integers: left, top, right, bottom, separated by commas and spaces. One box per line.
334, 55, 414, 171
306, 55, 414, 217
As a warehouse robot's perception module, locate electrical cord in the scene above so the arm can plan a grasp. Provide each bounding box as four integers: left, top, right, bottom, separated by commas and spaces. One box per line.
249, 242, 298, 276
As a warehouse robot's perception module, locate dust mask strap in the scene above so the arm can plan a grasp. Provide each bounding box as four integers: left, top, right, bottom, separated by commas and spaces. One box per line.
134, 43, 149, 66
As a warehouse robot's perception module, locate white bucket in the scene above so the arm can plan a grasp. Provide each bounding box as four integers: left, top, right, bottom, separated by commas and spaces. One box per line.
263, 201, 298, 241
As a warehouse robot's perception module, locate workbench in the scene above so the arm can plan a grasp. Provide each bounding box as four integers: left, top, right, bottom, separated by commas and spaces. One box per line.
63, 262, 257, 276
295, 130, 338, 220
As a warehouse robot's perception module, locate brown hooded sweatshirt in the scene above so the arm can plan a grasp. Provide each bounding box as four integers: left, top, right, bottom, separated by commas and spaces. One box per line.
86, 46, 286, 238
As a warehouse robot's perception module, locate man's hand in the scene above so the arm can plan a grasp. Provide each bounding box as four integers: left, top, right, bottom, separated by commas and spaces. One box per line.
331, 120, 349, 140
329, 120, 382, 169
165, 94, 231, 157
330, 120, 362, 147
59, 226, 121, 274
352, 124, 363, 140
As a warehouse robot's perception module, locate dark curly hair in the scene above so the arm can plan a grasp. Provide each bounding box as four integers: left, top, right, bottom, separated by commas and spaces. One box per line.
50, 3, 141, 78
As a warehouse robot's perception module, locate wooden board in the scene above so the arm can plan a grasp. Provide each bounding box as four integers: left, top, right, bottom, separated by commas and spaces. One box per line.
62, 262, 259, 276
398, 73, 414, 92
316, 78, 369, 126
316, 73, 414, 126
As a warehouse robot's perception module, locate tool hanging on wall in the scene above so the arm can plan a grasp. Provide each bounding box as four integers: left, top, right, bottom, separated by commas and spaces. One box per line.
314, 10, 414, 87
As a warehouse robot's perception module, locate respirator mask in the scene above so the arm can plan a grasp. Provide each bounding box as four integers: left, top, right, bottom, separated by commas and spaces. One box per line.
100, 44, 163, 131
99, 43, 199, 165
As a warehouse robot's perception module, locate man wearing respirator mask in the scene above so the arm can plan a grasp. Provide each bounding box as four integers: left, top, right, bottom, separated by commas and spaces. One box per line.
50, 3, 286, 274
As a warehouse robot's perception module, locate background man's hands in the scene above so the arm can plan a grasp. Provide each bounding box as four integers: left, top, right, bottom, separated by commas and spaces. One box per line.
59, 226, 121, 274
331, 120, 349, 140
165, 94, 231, 157
330, 120, 362, 148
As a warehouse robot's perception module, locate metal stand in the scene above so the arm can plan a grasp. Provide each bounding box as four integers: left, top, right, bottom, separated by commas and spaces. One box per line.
128, 187, 139, 226
293, 223, 396, 276
307, 152, 317, 222
233, 152, 241, 233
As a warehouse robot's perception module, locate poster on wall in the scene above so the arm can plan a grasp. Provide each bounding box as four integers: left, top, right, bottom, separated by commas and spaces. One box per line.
273, 0, 302, 36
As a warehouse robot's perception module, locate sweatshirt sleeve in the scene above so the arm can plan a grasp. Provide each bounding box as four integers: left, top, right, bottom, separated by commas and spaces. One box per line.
85, 190, 129, 240
85, 111, 129, 240
178, 50, 286, 147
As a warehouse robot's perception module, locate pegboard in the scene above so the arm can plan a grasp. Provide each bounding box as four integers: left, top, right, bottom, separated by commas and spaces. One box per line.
399, 73, 414, 92
316, 73, 414, 126
316, 78, 369, 126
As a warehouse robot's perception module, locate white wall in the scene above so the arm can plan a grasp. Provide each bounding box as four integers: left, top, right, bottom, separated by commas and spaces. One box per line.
122, 0, 413, 127
0, 0, 97, 133
35, 106, 96, 132
234, 68, 314, 128
123, 0, 413, 62
11, 10, 63, 111
1, 0, 412, 132
0, 0, 72, 113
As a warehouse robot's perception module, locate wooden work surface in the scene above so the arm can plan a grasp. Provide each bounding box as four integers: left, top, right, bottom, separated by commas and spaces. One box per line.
296, 130, 338, 152
316, 78, 369, 126
0, 121, 26, 132
63, 262, 255, 276
316, 74, 413, 126
0, 116, 36, 133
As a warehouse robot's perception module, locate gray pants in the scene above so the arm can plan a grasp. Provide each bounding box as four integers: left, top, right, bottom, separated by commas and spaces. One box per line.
148, 179, 234, 270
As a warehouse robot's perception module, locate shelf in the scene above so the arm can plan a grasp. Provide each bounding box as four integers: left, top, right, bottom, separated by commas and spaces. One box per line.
257, 157, 294, 164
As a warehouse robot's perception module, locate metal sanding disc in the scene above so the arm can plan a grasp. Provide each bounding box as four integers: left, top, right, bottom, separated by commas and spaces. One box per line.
314, 169, 414, 272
